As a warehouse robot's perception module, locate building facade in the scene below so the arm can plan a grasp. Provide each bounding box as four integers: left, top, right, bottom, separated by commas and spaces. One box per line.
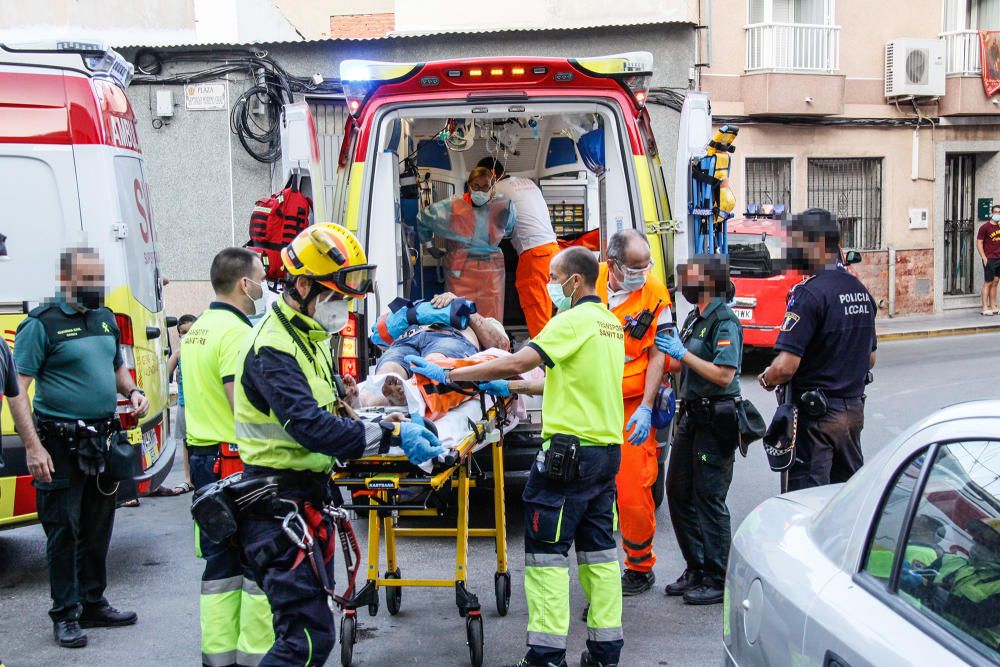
702, 0, 1000, 315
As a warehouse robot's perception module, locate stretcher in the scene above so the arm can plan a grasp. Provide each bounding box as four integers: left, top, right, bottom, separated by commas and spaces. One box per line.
331, 392, 516, 667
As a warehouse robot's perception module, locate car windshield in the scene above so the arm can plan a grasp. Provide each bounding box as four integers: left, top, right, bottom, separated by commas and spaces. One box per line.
728, 232, 784, 278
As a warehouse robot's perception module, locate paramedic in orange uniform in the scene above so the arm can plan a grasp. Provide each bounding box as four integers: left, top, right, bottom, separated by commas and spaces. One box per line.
418, 167, 515, 321
597, 229, 672, 596
479, 157, 559, 337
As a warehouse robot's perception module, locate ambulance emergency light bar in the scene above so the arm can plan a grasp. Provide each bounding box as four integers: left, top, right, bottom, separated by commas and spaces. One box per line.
339, 51, 654, 117
2, 39, 134, 87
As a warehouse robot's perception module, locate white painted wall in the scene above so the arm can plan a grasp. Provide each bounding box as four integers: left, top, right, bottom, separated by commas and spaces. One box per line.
393, 0, 697, 34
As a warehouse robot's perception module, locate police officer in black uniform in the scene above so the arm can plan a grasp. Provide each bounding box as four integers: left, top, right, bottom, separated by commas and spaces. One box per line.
655, 254, 743, 605
759, 208, 877, 492
13, 247, 149, 648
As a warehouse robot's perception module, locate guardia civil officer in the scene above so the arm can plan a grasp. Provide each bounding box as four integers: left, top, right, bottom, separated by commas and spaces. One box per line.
654, 254, 743, 605
759, 208, 876, 492
409, 246, 627, 667
182, 247, 273, 666
13, 247, 149, 648
234, 224, 439, 666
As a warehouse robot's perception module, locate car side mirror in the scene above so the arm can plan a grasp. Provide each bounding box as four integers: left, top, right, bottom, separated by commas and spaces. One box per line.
165, 316, 178, 328
844, 250, 862, 265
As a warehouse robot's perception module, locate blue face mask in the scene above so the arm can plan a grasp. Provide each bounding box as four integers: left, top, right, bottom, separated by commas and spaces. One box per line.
547, 276, 577, 311
470, 190, 491, 207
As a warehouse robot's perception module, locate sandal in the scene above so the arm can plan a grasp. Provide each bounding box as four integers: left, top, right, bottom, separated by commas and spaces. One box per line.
151, 481, 194, 497
118, 498, 140, 508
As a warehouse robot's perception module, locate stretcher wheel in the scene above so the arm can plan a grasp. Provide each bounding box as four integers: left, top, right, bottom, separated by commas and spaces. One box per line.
340, 614, 356, 667
367, 597, 379, 617
466, 614, 484, 667
494, 571, 511, 617
385, 569, 402, 615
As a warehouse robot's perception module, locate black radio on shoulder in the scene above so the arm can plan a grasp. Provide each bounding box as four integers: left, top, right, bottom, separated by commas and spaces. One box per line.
542, 433, 580, 482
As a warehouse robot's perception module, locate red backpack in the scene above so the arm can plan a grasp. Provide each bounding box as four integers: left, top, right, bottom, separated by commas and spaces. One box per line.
246, 174, 312, 280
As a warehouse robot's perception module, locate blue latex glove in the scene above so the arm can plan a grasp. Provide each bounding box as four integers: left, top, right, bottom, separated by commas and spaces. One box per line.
397, 421, 445, 465
626, 405, 653, 446
405, 355, 448, 383
477, 380, 511, 397
655, 330, 688, 361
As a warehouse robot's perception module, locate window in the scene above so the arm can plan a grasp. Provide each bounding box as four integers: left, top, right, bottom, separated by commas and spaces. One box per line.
745, 158, 792, 212
728, 232, 785, 278
863, 440, 1000, 662
746, 0, 839, 72
807, 158, 883, 250
942, 0, 1000, 74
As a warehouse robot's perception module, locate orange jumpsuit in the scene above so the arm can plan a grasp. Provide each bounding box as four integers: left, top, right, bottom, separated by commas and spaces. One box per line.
419, 193, 514, 321
597, 263, 671, 573
515, 242, 560, 337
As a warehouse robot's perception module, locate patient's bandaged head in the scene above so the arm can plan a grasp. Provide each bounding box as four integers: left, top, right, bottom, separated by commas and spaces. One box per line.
371, 296, 477, 348
415, 352, 499, 420
416, 195, 515, 255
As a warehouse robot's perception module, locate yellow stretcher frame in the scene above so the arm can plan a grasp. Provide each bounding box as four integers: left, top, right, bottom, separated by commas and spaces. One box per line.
330, 397, 512, 667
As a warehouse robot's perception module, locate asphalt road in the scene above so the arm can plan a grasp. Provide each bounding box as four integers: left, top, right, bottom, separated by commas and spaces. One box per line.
2, 334, 999, 667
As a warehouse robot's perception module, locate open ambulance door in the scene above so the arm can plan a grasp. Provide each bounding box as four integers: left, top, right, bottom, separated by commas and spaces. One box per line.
673, 92, 713, 326
361, 148, 403, 374
279, 102, 327, 223
638, 109, 676, 292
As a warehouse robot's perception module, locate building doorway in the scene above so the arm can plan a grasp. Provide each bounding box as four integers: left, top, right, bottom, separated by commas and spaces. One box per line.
943, 153, 976, 295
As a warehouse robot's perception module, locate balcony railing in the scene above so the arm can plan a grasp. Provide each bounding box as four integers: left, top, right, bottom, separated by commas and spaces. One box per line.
941, 29, 981, 75
746, 22, 840, 72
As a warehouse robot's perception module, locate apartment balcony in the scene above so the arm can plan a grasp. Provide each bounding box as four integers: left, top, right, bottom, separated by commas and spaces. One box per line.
742, 22, 844, 116
746, 22, 840, 73
941, 29, 981, 76
938, 29, 1000, 115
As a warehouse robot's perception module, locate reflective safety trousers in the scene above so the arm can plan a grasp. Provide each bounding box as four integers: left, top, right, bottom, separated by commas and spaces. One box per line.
522, 445, 624, 667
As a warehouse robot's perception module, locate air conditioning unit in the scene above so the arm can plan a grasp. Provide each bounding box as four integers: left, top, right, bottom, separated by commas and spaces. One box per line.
885, 39, 946, 99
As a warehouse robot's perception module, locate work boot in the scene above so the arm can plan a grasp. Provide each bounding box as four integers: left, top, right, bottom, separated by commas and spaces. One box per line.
683, 580, 725, 605
503, 658, 568, 667
580, 650, 618, 667
664, 568, 702, 596
53, 619, 87, 648
78, 603, 138, 628
621, 568, 655, 596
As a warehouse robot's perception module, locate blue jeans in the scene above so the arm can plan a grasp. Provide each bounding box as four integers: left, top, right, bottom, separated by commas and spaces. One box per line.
375, 328, 478, 376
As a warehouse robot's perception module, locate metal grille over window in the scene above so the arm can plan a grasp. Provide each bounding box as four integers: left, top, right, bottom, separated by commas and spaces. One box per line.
807, 158, 883, 250
944, 154, 976, 296
745, 158, 792, 212
746, 0, 840, 72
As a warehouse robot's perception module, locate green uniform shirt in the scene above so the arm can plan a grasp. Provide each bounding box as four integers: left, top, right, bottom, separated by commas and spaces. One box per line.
679, 298, 742, 400
13, 298, 123, 420
528, 296, 625, 445
182, 302, 252, 446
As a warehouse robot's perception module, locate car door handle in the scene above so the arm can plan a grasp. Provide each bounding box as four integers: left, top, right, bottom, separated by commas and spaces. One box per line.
145, 326, 161, 340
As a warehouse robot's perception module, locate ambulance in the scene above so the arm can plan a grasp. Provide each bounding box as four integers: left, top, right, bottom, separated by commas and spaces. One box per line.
328, 53, 678, 490
0, 41, 174, 527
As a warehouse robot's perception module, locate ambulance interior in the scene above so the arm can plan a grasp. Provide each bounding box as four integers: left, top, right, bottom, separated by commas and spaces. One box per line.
366, 105, 638, 343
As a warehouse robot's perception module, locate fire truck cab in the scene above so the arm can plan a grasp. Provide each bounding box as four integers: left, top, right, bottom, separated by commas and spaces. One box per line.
0, 41, 174, 528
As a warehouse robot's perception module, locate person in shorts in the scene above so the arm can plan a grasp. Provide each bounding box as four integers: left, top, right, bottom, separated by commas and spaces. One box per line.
977, 204, 1000, 315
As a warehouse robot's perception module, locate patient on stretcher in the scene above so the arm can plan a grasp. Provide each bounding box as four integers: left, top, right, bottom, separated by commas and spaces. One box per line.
359, 292, 510, 408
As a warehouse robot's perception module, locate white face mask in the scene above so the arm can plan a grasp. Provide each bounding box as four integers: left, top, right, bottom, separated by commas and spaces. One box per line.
313, 293, 351, 333
470, 190, 491, 207
244, 278, 275, 318
992, 213, 1000, 222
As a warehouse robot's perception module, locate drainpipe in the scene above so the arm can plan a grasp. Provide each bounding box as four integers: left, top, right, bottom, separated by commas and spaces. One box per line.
888, 245, 896, 318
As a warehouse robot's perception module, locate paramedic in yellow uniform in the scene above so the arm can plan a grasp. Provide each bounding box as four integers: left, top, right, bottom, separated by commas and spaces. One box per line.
408, 246, 626, 667
182, 247, 274, 667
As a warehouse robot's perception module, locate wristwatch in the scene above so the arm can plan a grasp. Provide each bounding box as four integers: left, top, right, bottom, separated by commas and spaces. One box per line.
129, 388, 146, 398
442, 369, 453, 384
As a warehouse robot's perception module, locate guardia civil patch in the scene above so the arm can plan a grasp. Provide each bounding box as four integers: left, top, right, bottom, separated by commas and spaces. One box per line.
780, 312, 800, 332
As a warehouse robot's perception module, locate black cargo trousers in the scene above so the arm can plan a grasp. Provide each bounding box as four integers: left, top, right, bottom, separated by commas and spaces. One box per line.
33, 414, 118, 622
665, 399, 738, 586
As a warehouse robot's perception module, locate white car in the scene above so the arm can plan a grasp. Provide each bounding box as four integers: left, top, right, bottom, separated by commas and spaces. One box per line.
724, 400, 1000, 667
